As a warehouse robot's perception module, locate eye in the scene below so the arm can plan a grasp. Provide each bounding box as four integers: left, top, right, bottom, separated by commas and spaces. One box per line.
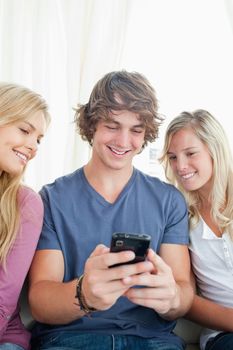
187, 152, 196, 157
106, 125, 118, 130
132, 129, 144, 134
20, 128, 29, 134
168, 155, 176, 161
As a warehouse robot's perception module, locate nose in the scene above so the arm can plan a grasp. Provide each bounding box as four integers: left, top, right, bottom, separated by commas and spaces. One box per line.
115, 130, 130, 148
26, 137, 38, 156
176, 156, 188, 172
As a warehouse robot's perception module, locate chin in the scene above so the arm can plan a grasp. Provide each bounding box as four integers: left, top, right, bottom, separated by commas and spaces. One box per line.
183, 185, 198, 192
8, 167, 24, 177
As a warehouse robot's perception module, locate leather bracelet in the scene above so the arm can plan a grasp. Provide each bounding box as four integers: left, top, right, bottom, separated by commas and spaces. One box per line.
75, 274, 98, 314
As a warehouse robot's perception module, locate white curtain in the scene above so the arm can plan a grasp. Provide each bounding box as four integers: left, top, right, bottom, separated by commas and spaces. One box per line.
1, 0, 233, 190
225, 0, 233, 33
0, 0, 132, 190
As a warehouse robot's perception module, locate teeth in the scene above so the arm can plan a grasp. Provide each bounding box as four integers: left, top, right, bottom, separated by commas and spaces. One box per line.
181, 173, 195, 179
14, 151, 27, 161
110, 147, 129, 155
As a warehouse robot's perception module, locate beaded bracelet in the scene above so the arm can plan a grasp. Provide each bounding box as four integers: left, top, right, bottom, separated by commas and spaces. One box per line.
75, 274, 97, 314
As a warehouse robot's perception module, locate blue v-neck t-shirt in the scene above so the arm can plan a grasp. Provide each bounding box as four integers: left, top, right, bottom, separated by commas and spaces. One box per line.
32, 167, 188, 348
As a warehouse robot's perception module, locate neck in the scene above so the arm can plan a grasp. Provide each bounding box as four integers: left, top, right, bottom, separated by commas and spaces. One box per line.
84, 160, 134, 203
197, 186, 212, 208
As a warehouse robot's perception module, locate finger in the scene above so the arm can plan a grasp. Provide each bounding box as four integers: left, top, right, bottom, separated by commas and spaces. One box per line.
89, 244, 109, 258
125, 296, 170, 314
108, 250, 136, 268
147, 249, 171, 274
122, 271, 159, 287
90, 257, 152, 280
107, 260, 153, 281
92, 287, 131, 311
87, 250, 136, 271
84, 267, 130, 292
125, 285, 173, 300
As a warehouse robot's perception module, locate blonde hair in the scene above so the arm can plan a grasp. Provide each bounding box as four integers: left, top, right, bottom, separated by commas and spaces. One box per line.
0, 82, 50, 266
160, 109, 233, 237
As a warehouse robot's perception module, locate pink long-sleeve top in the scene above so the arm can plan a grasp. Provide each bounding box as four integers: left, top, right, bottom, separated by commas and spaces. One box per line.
0, 186, 43, 349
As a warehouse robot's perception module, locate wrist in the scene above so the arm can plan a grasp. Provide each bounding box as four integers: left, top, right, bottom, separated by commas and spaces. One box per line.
158, 285, 180, 319
74, 274, 98, 314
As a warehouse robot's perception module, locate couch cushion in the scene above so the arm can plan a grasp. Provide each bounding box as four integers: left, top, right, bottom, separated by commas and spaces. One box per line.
186, 345, 200, 350
174, 318, 202, 349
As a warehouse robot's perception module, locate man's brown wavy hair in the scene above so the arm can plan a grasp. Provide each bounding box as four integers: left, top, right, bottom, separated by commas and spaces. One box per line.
74, 70, 163, 149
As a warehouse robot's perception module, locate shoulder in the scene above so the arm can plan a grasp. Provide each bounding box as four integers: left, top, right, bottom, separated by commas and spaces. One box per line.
18, 186, 44, 223
40, 168, 82, 199
18, 185, 43, 208
135, 169, 186, 203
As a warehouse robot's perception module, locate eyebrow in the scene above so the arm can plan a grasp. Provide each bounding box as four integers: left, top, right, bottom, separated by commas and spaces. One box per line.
167, 146, 199, 154
23, 121, 44, 137
107, 120, 145, 128
23, 121, 35, 130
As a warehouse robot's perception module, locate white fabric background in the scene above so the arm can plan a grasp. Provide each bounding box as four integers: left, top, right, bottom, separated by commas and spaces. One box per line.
0, 0, 233, 190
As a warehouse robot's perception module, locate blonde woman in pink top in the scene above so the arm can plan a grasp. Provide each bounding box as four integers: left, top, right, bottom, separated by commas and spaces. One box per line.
0, 83, 50, 350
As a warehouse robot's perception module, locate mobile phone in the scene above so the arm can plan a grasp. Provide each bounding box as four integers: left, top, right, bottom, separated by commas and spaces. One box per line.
110, 232, 151, 266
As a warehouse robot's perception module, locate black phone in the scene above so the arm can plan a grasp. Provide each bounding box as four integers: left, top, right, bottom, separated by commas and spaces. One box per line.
110, 232, 151, 266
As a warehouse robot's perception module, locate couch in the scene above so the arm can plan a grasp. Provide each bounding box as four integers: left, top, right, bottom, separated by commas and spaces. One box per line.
20, 285, 202, 349
174, 318, 202, 350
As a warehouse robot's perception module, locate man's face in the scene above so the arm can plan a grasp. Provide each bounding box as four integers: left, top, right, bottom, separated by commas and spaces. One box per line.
91, 110, 145, 172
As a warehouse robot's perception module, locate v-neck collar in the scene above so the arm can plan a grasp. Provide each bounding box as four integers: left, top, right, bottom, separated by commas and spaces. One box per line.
80, 167, 137, 207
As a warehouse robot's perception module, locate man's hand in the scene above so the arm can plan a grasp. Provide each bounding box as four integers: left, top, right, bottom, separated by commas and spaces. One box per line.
81, 244, 154, 311
123, 249, 180, 314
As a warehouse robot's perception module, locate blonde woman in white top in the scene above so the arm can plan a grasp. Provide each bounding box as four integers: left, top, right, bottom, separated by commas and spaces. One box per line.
160, 109, 233, 350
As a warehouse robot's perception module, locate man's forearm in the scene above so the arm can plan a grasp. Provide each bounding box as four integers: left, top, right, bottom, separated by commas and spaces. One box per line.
29, 279, 85, 324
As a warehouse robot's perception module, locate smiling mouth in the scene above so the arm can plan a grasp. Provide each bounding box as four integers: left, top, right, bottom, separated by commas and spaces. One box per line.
108, 146, 130, 155
14, 151, 28, 163
180, 172, 196, 180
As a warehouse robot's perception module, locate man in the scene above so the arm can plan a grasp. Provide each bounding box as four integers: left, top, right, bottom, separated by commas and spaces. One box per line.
29, 70, 193, 350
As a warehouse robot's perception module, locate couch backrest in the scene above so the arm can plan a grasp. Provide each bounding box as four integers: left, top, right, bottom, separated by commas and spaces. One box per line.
19, 280, 34, 328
